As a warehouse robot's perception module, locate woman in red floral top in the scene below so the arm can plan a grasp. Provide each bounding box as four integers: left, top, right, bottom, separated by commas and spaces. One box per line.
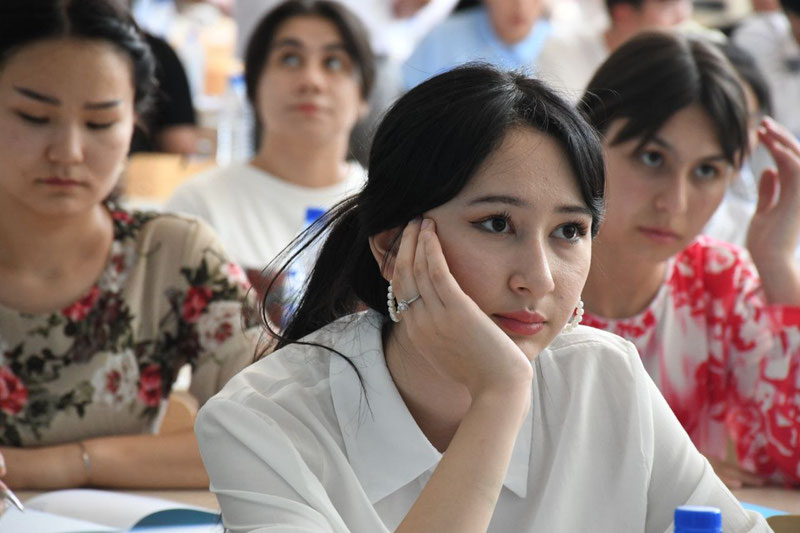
578, 31, 800, 487
0, 0, 257, 490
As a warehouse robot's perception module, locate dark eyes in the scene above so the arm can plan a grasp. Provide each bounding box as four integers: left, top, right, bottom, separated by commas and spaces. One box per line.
16, 111, 47, 125
693, 164, 720, 180
638, 147, 724, 181
324, 56, 344, 71
639, 150, 663, 168
16, 111, 114, 130
476, 215, 587, 243
552, 223, 587, 242
278, 53, 347, 72
279, 53, 301, 67
477, 216, 511, 234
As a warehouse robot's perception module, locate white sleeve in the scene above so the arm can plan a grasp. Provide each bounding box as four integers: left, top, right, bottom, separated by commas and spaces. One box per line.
195, 397, 351, 533
638, 352, 771, 533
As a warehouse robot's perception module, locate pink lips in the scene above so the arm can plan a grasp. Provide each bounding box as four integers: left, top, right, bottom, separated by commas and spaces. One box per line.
639, 226, 681, 244
39, 177, 81, 187
494, 310, 546, 336
294, 102, 320, 114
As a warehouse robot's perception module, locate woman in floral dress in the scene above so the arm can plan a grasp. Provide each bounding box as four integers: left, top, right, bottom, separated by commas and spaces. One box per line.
0, 0, 257, 489
579, 31, 800, 487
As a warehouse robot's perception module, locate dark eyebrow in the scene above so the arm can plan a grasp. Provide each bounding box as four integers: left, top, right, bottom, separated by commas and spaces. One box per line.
84, 100, 121, 110
468, 195, 530, 208
14, 86, 59, 105
557, 205, 593, 217
273, 38, 347, 53
647, 135, 728, 162
468, 195, 593, 217
14, 86, 121, 110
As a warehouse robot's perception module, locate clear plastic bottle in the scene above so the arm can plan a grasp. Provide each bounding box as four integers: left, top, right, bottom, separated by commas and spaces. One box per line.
674, 505, 722, 533
216, 74, 253, 166
282, 207, 327, 325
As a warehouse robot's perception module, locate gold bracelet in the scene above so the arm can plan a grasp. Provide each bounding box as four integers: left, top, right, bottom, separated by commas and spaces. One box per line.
77, 441, 90, 481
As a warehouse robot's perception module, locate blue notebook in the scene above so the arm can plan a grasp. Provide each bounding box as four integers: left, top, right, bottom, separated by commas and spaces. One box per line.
0, 489, 222, 532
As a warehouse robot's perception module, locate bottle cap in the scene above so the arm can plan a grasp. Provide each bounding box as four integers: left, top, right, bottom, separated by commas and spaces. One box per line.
305, 207, 326, 224
674, 506, 722, 532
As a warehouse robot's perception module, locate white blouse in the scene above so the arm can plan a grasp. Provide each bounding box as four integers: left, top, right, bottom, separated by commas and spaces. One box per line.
195, 311, 769, 532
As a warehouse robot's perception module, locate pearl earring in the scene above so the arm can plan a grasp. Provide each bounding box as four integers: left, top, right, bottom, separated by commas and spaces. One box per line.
563, 299, 584, 332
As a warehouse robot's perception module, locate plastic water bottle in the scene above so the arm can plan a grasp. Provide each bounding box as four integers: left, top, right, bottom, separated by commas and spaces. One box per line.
216, 74, 253, 166
282, 207, 327, 325
674, 505, 722, 533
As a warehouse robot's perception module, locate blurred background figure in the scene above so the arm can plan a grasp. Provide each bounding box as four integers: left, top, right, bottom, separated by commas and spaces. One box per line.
733, 0, 800, 139
402, 0, 551, 89
234, 0, 458, 163
536, 0, 694, 101
167, 1, 375, 325
129, 31, 199, 155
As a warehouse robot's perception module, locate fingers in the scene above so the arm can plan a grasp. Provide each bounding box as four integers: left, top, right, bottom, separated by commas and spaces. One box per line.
759, 117, 800, 157
755, 168, 778, 214
418, 219, 467, 309
412, 219, 444, 313
392, 218, 422, 303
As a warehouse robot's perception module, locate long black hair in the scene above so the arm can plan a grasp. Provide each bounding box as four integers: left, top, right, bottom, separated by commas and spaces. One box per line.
0, 0, 157, 117
262, 63, 606, 355
579, 31, 749, 167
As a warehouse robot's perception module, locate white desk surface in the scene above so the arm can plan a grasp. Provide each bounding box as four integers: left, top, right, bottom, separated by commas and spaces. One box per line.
18, 486, 799, 514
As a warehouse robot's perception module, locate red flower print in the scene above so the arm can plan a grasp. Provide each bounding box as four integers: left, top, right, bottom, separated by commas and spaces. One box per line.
111, 210, 133, 224
182, 287, 213, 323
111, 254, 127, 274
223, 262, 249, 287
106, 370, 122, 394
62, 285, 101, 322
138, 364, 162, 407
214, 322, 233, 343
0, 367, 28, 415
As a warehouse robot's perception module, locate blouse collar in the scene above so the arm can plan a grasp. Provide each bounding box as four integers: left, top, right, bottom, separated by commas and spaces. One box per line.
328, 310, 532, 504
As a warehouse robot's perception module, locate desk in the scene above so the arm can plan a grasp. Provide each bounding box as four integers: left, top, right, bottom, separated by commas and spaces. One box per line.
18, 489, 219, 511
732, 487, 800, 514
17, 487, 797, 514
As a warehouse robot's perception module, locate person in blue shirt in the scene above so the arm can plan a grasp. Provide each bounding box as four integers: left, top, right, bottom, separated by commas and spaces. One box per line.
402, 0, 550, 89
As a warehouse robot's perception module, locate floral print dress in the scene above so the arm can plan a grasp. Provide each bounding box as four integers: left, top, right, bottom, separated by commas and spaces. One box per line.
583, 236, 800, 485
0, 205, 258, 447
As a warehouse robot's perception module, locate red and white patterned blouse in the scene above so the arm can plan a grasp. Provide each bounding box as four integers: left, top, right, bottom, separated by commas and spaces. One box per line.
583, 236, 800, 485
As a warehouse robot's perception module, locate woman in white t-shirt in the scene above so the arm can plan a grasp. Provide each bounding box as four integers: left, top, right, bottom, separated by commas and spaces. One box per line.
167, 1, 375, 316
194, 64, 769, 532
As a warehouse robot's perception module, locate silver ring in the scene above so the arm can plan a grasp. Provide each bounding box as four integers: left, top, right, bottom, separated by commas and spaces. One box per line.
397, 294, 421, 313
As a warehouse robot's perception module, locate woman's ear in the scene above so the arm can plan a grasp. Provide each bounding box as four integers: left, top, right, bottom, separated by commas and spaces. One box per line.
368, 227, 402, 281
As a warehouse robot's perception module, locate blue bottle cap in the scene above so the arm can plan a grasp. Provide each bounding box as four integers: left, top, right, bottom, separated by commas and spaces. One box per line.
305, 207, 326, 224
674, 506, 722, 532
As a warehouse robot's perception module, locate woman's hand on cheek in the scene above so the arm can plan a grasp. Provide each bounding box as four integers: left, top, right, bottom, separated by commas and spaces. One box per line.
391, 218, 533, 400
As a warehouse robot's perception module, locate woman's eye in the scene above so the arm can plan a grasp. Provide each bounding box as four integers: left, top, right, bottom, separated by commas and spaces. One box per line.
16, 111, 48, 125
639, 150, 663, 168
694, 163, 720, 180
324, 56, 344, 71
477, 216, 512, 234
280, 53, 301, 67
552, 223, 586, 242
87, 121, 115, 130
